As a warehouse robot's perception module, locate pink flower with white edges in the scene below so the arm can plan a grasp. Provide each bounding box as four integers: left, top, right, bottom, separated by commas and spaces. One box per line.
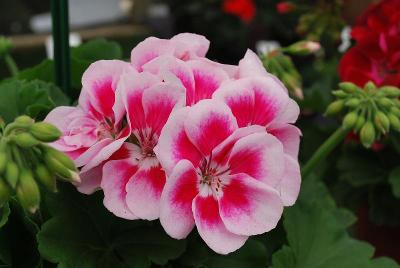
154, 99, 298, 254
45, 60, 132, 194
100, 69, 187, 220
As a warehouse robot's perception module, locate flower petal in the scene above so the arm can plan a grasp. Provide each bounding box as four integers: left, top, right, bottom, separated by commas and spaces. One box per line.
80, 60, 131, 117
192, 195, 247, 254
238, 49, 269, 78
171, 33, 210, 59
130, 37, 175, 72
228, 132, 284, 187
142, 81, 186, 135
270, 98, 300, 126
219, 173, 283, 236
213, 80, 255, 127
74, 139, 113, 168
279, 155, 301, 206
160, 160, 199, 239
125, 161, 166, 220
102, 158, 140, 220
269, 124, 301, 159
184, 99, 238, 156
188, 60, 229, 104
77, 164, 103, 194
154, 107, 203, 175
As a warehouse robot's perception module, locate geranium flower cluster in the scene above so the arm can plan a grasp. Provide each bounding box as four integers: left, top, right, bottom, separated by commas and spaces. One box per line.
339, 0, 400, 87
45, 33, 301, 254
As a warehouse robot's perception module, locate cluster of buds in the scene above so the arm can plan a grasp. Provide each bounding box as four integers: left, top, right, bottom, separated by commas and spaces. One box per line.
0, 115, 79, 213
326, 82, 400, 148
260, 40, 321, 100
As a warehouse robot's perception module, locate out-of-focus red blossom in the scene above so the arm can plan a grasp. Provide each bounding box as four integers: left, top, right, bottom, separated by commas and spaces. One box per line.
276, 1, 296, 14
345, 131, 385, 152
339, 0, 400, 88
222, 0, 256, 23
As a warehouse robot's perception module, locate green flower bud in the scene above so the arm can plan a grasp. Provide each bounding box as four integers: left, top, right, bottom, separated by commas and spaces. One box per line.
332, 90, 348, 98
5, 162, 19, 189
355, 115, 366, 132
45, 147, 76, 171
388, 114, 400, 132
345, 98, 360, 108
35, 165, 57, 192
342, 112, 358, 130
0, 37, 12, 58
339, 82, 358, 93
377, 97, 394, 109
380, 86, 400, 98
390, 107, 400, 117
0, 178, 10, 207
284, 40, 321, 56
13, 132, 39, 148
365, 81, 376, 92
16, 170, 40, 213
0, 152, 7, 174
14, 115, 34, 127
374, 111, 390, 134
29, 122, 62, 142
360, 122, 376, 148
325, 100, 344, 116
44, 154, 80, 183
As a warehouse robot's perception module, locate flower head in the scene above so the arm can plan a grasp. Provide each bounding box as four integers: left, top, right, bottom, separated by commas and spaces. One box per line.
222, 0, 256, 23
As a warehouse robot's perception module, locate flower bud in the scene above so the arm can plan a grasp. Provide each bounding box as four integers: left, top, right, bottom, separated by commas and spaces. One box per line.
379, 86, 400, 98
377, 97, 394, 109
388, 114, 400, 132
390, 107, 400, 117
45, 147, 76, 171
345, 98, 360, 108
16, 170, 40, 213
332, 90, 348, 98
284, 40, 321, 56
374, 111, 390, 134
355, 116, 366, 132
0, 37, 12, 58
13, 132, 39, 148
365, 81, 376, 92
342, 112, 358, 130
35, 165, 57, 192
0, 152, 7, 174
339, 82, 358, 93
5, 162, 19, 189
325, 100, 344, 116
29, 122, 62, 142
14, 115, 34, 127
0, 178, 10, 207
44, 154, 80, 183
360, 122, 376, 148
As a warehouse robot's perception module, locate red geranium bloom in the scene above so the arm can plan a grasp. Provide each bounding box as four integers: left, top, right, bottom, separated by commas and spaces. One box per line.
276, 1, 296, 14
222, 0, 256, 23
339, 0, 400, 87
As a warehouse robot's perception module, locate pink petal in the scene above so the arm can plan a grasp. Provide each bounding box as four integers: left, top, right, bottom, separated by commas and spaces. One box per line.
270, 98, 300, 126
188, 60, 229, 103
45, 106, 78, 132
171, 33, 210, 59
192, 195, 247, 254
143, 56, 196, 105
160, 160, 199, 239
77, 164, 103, 194
219, 173, 283, 236
74, 139, 113, 168
268, 124, 301, 159
213, 80, 255, 127
116, 69, 160, 131
80, 60, 131, 117
130, 37, 175, 72
237, 49, 268, 78
184, 99, 238, 156
125, 161, 166, 220
154, 107, 203, 175
228, 132, 284, 187
102, 158, 140, 219
279, 155, 301, 206
142, 81, 186, 135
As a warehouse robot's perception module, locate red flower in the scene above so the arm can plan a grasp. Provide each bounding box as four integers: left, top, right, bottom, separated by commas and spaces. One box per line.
276, 1, 296, 14
222, 0, 256, 23
339, 0, 400, 87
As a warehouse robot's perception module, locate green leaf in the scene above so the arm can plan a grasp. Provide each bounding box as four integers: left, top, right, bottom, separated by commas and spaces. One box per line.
271, 179, 399, 268
0, 80, 69, 123
0, 204, 10, 229
71, 38, 123, 62
389, 166, 400, 198
37, 184, 186, 268
16, 60, 55, 83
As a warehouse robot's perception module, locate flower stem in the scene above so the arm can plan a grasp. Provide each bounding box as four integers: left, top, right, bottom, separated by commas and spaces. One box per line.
301, 127, 349, 179
4, 54, 18, 76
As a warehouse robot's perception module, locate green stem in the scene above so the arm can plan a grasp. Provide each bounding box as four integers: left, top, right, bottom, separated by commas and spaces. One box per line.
4, 54, 18, 76
301, 127, 349, 179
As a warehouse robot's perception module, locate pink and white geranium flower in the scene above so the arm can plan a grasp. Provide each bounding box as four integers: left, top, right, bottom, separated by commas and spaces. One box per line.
100, 69, 187, 220
45, 60, 132, 193
155, 99, 293, 254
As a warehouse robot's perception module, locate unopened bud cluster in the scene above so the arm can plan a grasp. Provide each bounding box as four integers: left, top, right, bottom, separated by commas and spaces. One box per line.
326, 82, 400, 148
261, 40, 321, 100
0, 115, 79, 213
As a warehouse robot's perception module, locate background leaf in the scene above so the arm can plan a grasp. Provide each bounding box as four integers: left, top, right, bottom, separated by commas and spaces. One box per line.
389, 167, 400, 198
